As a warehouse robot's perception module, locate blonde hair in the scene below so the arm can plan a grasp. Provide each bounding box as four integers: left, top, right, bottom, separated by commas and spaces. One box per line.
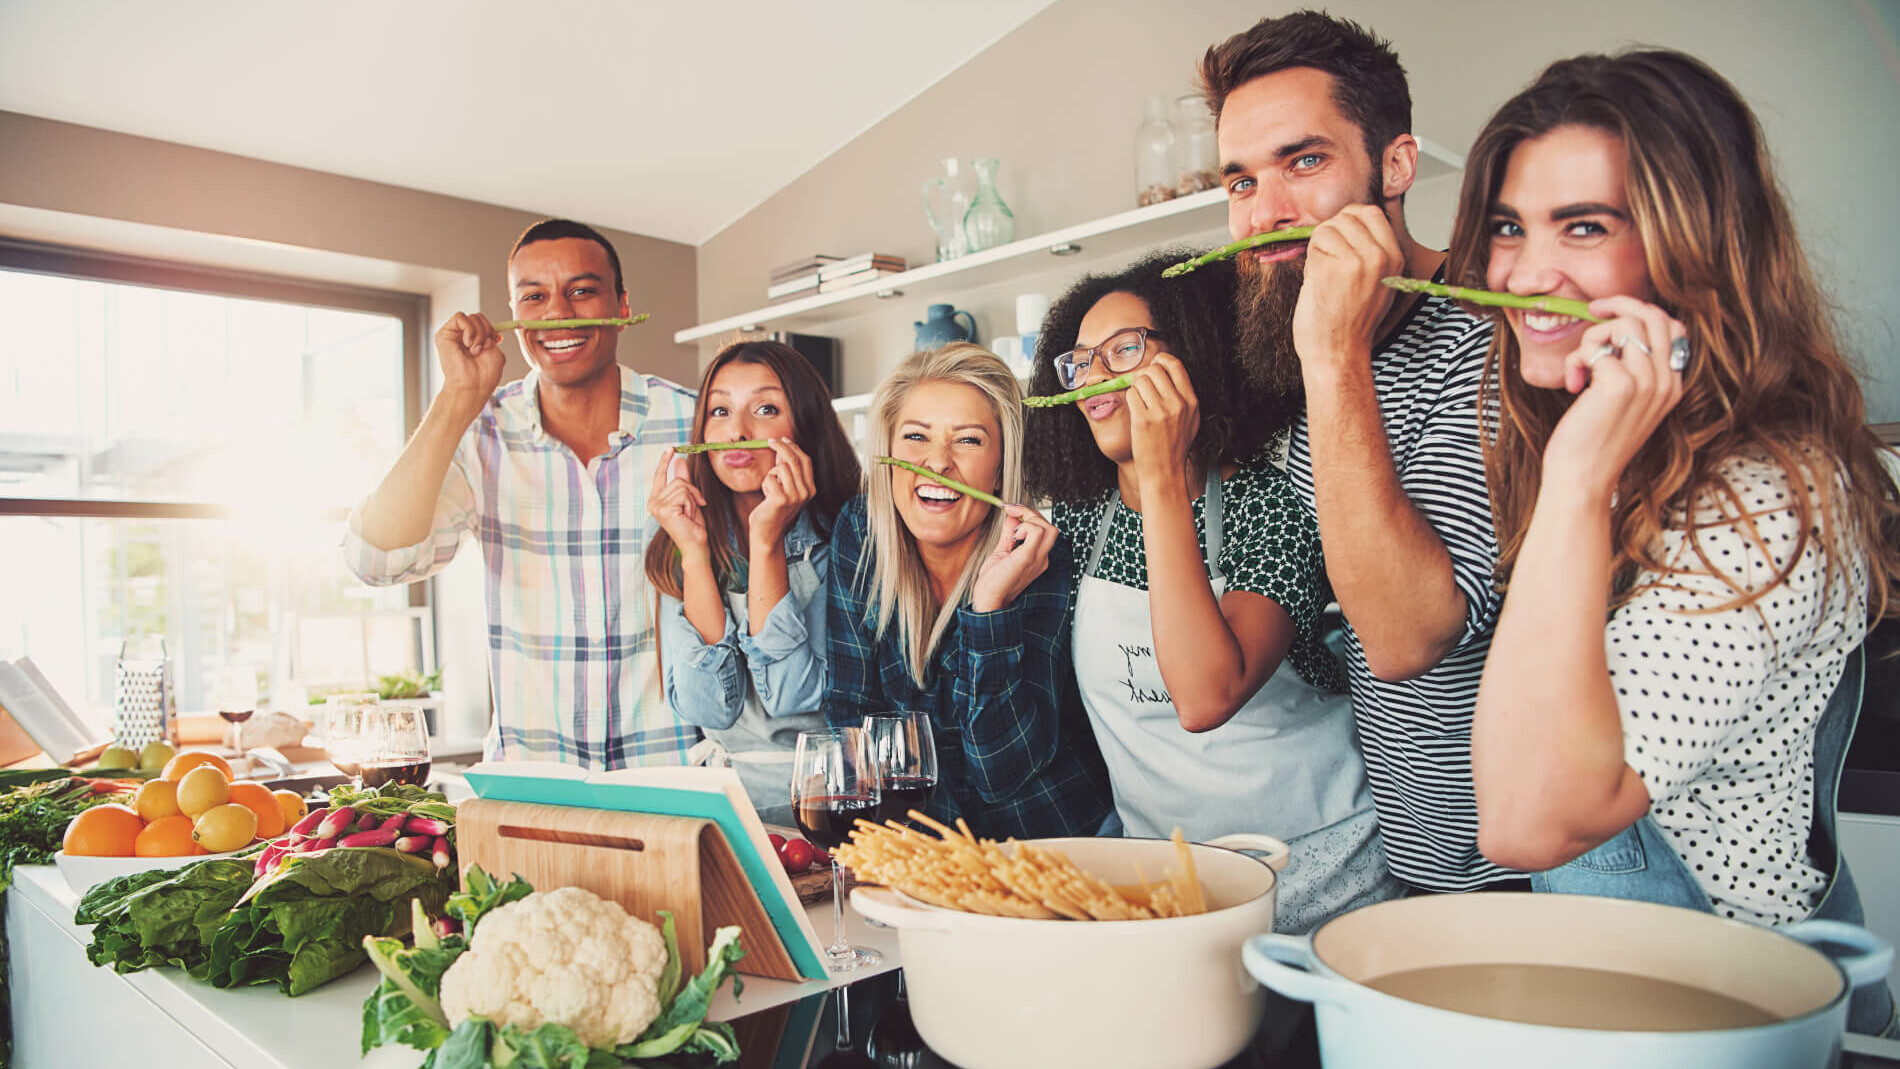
861, 343, 1026, 684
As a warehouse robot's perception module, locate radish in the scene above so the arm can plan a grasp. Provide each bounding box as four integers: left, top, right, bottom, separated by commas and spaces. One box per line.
338, 826, 401, 849
314, 807, 354, 839
431, 837, 451, 870
289, 807, 332, 837
354, 813, 382, 833
254, 844, 286, 878
403, 816, 451, 837
394, 835, 429, 854
380, 813, 407, 836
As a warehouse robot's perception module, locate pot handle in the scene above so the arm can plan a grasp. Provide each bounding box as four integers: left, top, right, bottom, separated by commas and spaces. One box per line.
1243, 933, 1356, 1007
1777, 919, 1896, 990
850, 886, 955, 934
1205, 833, 1291, 872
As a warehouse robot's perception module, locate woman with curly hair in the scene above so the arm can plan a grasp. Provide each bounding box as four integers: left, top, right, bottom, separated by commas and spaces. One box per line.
1455, 49, 1899, 1034
1024, 251, 1398, 932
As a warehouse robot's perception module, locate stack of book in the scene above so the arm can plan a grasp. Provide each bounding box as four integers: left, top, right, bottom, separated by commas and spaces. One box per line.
765, 252, 908, 301
817, 253, 907, 294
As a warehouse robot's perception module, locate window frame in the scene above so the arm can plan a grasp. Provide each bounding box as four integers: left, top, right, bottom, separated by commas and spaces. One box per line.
0, 237, 430, 610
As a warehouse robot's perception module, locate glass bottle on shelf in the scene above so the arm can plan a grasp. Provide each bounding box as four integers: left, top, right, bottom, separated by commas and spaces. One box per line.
921, 158, 975, 262
962, 158, 1016, 253
1174, 93, 1220, 196
1135, 94, 1178, 208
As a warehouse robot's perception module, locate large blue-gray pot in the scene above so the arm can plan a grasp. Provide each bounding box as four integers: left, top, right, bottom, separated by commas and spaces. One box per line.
1245, 892, 1890, 1068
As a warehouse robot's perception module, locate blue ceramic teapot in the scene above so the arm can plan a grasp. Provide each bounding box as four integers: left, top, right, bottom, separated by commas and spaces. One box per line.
914, 303, 977, 350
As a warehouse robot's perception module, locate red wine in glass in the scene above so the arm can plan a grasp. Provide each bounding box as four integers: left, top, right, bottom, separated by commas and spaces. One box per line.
218, 709, 254, 724
796, 795, 879, 850
361, 760, 432, 788
878, 776, 937, 823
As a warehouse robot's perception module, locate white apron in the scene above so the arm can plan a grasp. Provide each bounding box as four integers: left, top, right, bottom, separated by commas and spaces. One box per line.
1072, 469, 1401, 931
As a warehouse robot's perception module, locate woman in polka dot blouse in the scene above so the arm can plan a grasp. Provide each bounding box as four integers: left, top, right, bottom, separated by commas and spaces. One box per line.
1452, 48, 1900, 1033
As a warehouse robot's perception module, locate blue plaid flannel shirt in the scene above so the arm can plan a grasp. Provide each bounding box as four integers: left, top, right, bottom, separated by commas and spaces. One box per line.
822, 497, 1112, 840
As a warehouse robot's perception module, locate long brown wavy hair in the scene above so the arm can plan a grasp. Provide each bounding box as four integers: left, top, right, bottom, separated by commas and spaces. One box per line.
1446, 48, 1900, 618
642, 340, 861, 600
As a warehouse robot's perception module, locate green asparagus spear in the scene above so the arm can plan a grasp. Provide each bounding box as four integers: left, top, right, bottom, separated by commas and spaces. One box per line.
673, 440, 770, 454
491, 314, 652, 331
1379, 278, 1601, 322
1161, 227, 1316, 277
1022, 374, 1135, 408
875, 457, 1006, 508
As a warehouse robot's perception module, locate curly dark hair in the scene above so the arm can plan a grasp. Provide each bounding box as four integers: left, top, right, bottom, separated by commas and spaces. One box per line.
1023, 249, 1300, 503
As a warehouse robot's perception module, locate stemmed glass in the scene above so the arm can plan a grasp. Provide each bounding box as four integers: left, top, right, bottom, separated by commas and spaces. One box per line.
322, 694, 377, 787
361, 705, 432, 788
792, 727, 883, 973
862, 713, 937, 828
207, 667, 257, 753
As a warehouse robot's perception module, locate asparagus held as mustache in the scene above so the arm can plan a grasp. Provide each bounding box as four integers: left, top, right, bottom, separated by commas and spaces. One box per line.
1379, 278, 1601, 322
875, 457, 1006, 508
1161, 227, 1316, 277
491, 314, 652, 331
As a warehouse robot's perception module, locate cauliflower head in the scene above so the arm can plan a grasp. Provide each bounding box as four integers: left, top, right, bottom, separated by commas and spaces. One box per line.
439, 885, 670, 1048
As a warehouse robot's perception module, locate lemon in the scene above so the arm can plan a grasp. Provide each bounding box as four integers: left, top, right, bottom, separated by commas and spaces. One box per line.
97, 747, 138, 771
192, 803, 258, 853
139, 740, 176, 771
175, 765, 231, 818
133, 778, 182, 822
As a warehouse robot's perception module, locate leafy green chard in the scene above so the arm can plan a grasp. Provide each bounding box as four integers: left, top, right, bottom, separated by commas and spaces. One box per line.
75, 858, 255, 975
361, 867, 747, 1068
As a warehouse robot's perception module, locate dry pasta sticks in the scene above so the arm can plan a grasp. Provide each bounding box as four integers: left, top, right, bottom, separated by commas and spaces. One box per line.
834, 812, 1209, 921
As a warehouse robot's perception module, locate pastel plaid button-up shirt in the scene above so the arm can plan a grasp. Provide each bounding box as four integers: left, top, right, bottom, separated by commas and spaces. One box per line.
344, 364, 699, 770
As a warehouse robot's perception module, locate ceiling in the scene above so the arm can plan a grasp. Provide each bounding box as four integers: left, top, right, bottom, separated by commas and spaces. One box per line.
0, 0, 1057, 246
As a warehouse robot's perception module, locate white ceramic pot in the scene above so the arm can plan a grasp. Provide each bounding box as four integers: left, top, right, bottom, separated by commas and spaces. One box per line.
851, 833, 1287, 1069
1243, 892, 1894, 1069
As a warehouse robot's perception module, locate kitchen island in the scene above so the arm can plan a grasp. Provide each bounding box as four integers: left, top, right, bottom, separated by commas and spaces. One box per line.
5, 861, 899, 1069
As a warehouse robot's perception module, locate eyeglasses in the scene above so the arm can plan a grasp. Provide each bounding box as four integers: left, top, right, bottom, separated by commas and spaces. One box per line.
1053, 327, 1166, 390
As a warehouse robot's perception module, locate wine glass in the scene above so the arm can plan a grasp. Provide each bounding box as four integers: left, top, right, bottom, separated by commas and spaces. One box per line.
862, 713, 938, 828
322, 694, 377, 786
207, 666, 258, 753
792, 727, 883, 973
361, 705, 431, 789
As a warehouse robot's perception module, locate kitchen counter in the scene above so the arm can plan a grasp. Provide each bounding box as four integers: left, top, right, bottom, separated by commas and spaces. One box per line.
5, 862, 899, 1069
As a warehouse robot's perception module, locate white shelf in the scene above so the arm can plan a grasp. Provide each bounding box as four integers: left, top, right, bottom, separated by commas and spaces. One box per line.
677, 189, 1230, 343
678, 138, 1465, 345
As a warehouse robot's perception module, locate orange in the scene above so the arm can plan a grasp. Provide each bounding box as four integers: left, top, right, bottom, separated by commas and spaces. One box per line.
132, 778, 182, 822
272, 789, 307, 831
62, 804, 144, 857
134, 814, 198, 857
228, 781, 285, 838
162, 750, 234, 781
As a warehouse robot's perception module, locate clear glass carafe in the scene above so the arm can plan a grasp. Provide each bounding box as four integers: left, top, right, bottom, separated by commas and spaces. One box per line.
962, 158, 1016, 253
1135, 94, 1178, 207
921, 158, 974, 262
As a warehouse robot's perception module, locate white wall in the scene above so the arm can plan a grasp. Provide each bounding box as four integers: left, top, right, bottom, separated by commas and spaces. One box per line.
696, 0, 1900, 419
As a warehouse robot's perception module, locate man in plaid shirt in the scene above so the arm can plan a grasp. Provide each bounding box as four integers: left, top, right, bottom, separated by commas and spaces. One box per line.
345, 219, 698, 770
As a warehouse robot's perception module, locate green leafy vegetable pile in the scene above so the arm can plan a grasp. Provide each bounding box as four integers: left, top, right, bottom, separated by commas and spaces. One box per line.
75, 845, 454, 996
362, 867, 748, 1068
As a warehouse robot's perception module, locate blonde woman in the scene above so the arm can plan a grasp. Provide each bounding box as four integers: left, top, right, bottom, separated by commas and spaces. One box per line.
823, 344, 1112, 840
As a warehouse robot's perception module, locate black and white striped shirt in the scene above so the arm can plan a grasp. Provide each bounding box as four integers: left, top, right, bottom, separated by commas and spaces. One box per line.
1287, 290, 1514, 892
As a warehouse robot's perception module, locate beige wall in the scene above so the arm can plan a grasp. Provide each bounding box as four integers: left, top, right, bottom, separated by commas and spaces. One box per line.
696, 0, 1900, 420
0, 110, 700, 386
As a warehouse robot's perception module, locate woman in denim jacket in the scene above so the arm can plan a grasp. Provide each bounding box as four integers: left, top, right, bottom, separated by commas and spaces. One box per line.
645, 340, 862, 824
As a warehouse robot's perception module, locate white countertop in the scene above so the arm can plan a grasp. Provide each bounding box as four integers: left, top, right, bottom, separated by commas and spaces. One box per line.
8, 860, 899, 1069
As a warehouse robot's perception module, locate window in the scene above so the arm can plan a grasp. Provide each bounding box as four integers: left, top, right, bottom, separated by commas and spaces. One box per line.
0, 239, 428, 726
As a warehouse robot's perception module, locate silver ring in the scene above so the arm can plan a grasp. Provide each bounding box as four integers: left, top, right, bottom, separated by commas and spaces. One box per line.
1669, 337, 1690, 372
1617, 334, 1652, 356
1586, 343, 1617, 368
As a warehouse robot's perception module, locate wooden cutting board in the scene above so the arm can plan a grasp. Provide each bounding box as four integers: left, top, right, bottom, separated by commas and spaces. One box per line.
454, 798, 804, 981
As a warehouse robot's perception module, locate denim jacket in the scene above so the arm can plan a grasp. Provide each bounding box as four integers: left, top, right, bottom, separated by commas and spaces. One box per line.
660, 511, 829, 821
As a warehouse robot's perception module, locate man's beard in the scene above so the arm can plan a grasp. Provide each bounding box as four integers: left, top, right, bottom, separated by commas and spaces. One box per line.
1233, 252, 1307, 401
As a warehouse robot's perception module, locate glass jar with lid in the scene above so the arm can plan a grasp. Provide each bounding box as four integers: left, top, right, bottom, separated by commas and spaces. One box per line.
1135, 94, 1177, 207
1174, 93, 1220, 196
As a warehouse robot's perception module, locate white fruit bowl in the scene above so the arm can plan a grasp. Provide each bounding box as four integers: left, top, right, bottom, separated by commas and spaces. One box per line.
55, 848, 244, 895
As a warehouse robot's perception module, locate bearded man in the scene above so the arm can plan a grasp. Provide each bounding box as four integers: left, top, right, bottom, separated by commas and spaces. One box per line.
1202, 11, 1515, 894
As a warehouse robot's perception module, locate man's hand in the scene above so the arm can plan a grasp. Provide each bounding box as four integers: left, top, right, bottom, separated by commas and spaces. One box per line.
1292, 205, 1404, 375
435, 312, 506, 413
